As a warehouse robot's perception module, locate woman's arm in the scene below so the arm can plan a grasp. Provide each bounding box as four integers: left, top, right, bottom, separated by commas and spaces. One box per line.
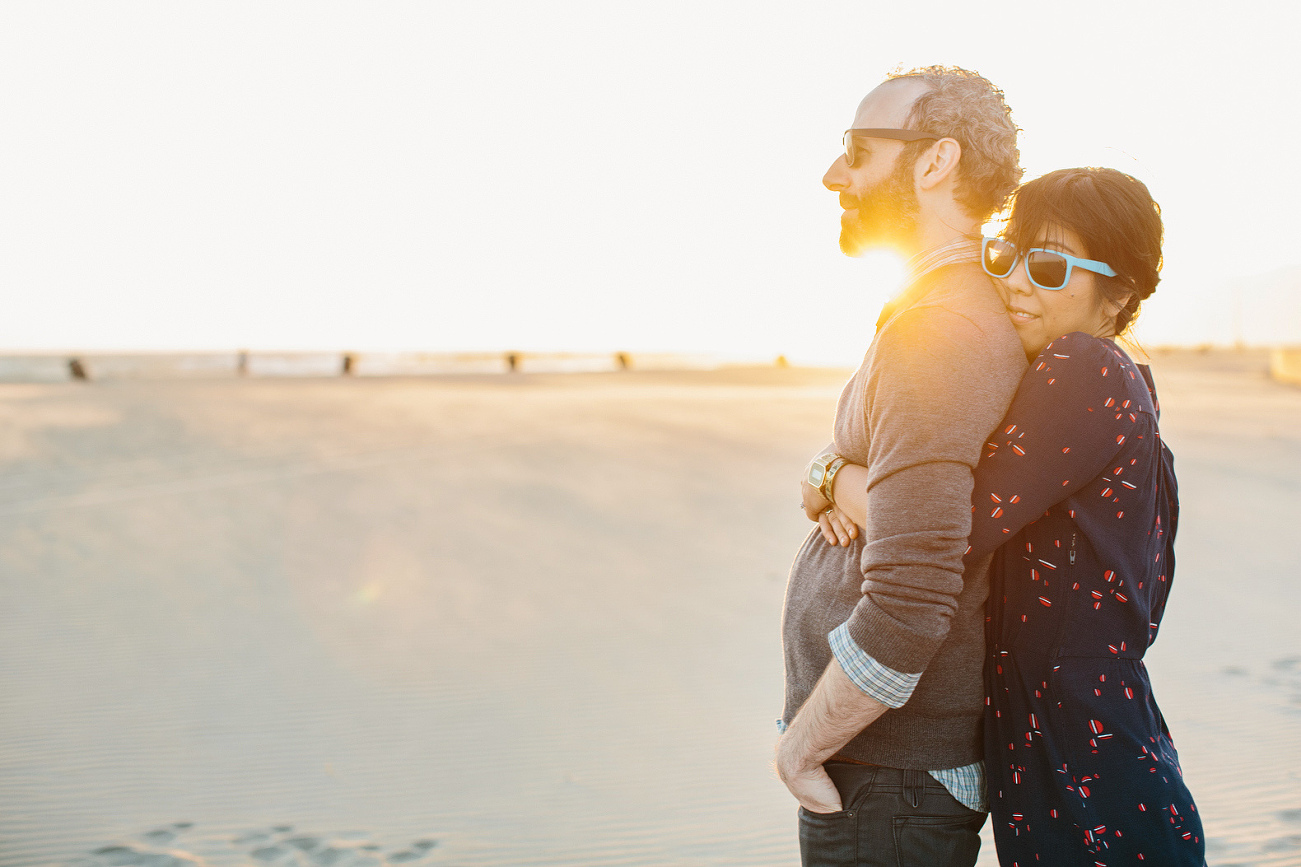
810, 463, 868, 546
828, 464, 869, 528
801, 464, 863, 547
796, 461, 868, 548
810, 334, 1144, 556
964, 333, 1142, 561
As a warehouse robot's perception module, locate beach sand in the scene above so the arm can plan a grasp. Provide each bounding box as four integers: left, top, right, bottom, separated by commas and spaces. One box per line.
0, 352, 1297, 866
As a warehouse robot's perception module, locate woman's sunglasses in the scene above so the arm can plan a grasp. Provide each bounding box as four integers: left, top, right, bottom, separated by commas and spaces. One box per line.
981, 237, 1117, 291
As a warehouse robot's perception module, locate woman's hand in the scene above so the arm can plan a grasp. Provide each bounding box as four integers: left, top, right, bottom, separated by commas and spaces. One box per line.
801, 479, 859, 547
819, 507, 858, 547
801, 477, 832, 519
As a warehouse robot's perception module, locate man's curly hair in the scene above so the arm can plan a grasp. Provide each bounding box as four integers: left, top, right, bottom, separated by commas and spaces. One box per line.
887, 66, 1022, 221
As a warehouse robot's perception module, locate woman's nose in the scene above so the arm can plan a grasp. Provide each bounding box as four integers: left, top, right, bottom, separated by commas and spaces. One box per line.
1004, 263, 1035, 295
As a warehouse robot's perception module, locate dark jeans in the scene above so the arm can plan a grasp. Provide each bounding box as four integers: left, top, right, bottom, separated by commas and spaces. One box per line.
798, 762, 986, 867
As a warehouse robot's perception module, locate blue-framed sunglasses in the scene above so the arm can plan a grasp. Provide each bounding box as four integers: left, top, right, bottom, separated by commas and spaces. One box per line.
981, 237, 1117, 290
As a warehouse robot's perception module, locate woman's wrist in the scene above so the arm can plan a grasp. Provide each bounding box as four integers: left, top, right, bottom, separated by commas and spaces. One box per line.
821, 458, 847, 505
828, 463, 868, 527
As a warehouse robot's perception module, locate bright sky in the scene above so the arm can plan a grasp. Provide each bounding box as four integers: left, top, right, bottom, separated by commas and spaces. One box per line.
1, 1, 1298, 364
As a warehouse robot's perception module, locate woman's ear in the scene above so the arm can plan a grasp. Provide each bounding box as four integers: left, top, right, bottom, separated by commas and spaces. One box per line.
1112, 289, 1135, 317
1101, 284, 1135, 324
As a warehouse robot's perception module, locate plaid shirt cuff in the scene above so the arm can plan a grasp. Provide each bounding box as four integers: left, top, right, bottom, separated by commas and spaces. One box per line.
828, 623, 920, 709
929, 762, 988, 813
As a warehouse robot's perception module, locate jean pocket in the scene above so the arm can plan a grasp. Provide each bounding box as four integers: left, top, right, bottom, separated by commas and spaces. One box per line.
799, 806, 858, 866
891, 814, 983, 867
800, 806, 853, 819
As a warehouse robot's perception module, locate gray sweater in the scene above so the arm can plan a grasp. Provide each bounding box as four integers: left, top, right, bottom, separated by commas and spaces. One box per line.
781, 263, 1027, 770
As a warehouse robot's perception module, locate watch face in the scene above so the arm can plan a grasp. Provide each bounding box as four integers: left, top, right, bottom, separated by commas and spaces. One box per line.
809, 465, 826, 486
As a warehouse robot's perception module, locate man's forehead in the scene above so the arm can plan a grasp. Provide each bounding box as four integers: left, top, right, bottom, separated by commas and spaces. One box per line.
851, 78, 930, 129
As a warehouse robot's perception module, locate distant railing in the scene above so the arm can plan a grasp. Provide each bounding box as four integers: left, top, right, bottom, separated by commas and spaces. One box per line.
0, 351, 728, 382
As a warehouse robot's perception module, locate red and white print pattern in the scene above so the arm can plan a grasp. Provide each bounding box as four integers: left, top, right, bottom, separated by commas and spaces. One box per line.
967, 333, 1202, 866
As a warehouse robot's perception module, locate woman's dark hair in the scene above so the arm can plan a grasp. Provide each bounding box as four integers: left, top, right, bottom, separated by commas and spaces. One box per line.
1006, 167, 1163, 335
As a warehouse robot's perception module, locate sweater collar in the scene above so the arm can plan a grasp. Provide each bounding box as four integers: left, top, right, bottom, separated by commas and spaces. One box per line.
902, 235, 982, 286
874, 236, 983, 334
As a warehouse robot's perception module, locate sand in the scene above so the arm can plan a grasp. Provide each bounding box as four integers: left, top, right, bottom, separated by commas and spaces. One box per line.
0, 353, 1297, 866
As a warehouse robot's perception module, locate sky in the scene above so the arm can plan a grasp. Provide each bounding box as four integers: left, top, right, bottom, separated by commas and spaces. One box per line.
1, 1, 1298, 364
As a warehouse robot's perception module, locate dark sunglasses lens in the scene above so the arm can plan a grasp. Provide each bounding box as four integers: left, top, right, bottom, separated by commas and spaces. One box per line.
843, 133, 856, 167
983, 240, 1018, 277
1027, 251, 1068, 288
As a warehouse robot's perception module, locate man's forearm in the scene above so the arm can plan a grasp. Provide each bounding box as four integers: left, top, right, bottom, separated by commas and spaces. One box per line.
776, 657, 888, 806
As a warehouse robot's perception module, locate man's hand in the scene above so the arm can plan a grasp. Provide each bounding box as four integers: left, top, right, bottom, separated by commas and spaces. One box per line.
775, 739, 844, 813
774, 659, 889, 812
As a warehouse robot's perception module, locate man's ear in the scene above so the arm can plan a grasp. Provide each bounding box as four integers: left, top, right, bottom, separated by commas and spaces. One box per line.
916, 138, 962, 191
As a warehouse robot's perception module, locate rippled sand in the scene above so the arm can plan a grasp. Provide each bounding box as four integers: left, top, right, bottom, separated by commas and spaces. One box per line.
0, 353, 1296, 866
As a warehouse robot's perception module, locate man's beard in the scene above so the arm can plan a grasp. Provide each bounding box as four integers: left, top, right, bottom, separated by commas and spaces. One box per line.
838, 155, 921, 257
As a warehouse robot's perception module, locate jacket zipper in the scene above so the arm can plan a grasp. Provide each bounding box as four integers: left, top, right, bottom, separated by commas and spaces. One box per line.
1051, 531, 1077, 661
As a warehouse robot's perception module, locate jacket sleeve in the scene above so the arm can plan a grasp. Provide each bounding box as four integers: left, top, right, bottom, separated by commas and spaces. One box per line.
840, 304, 1024, 676
965, 333, 1142, 562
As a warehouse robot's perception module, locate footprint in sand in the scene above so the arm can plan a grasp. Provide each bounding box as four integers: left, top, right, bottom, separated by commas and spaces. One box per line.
68, 824, 201, 867
1267, 656, 1301, 707
1262, 834, 1301, 853
73, 825, 438, 867
73, 846, 201, 867
74, 822, 437, 864
239, 828, 438, 866
388, 841, 438, 863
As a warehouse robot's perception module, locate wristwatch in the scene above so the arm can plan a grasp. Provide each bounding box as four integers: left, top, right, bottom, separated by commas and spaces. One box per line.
806, 453, 847, 504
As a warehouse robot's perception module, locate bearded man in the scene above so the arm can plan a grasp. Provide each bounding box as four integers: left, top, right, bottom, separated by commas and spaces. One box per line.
776, 67, 1027, 866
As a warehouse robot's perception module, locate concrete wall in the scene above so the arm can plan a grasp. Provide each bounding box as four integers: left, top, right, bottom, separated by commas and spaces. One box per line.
0, 352, 730, 382
347, 353, 510, 376
83, 353, 243, 379
1271, 348, 1301, 385
0, 356, 72, 382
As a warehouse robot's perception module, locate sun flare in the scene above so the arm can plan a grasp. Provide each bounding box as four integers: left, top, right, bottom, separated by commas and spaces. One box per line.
858, 250, 907, 301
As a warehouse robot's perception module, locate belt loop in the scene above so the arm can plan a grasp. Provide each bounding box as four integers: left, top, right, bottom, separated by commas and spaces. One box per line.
904, 768, 923, 808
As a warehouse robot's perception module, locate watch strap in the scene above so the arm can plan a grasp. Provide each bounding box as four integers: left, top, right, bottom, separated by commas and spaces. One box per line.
820, 457, 847, 504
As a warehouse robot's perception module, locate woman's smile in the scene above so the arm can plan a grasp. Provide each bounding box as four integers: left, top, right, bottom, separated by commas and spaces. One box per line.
1006, 303, 1038, 324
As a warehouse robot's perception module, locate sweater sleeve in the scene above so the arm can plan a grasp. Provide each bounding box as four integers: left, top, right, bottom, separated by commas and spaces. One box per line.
965, 333, 1142, 562
840, 304, 1024, 676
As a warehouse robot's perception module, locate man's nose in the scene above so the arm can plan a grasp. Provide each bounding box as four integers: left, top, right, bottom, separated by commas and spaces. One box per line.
823, 155, 848, 191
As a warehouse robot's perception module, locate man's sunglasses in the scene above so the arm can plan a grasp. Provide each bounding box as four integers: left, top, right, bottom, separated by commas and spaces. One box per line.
981, 237, 1118, 291
842, 128, 939, 168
